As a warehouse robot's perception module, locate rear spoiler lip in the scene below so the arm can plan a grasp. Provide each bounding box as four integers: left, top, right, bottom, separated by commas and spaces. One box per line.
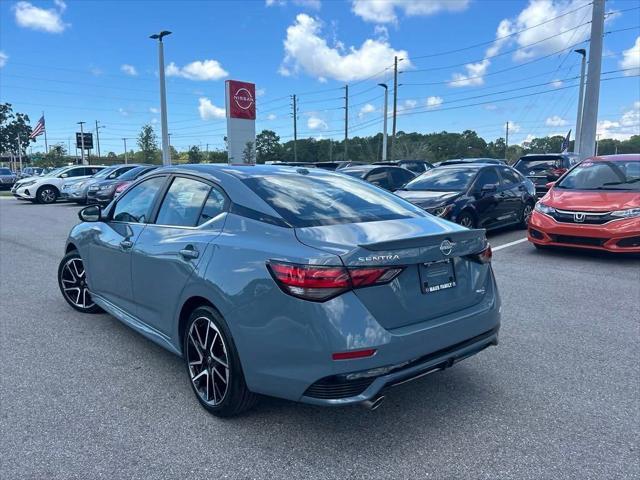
358, 228, 487, 252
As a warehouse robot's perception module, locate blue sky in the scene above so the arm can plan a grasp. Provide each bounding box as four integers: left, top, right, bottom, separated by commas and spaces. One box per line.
1, 0, 638, 155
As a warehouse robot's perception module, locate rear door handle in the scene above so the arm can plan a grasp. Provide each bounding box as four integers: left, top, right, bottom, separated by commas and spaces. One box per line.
120, 239, 133, 250
180, 246, 199, 260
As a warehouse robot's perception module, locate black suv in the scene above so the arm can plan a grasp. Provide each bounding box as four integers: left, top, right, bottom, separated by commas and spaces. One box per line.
513, 153, 580, 197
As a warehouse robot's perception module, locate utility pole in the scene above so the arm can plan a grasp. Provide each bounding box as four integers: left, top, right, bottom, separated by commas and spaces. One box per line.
77, 121, 86, 165
150, 30, 172, 166
17, 134, 23, 173
123, 138, 128, 164
378, 83, 389, 161
95, 120, 103, 160
578, 0, 604, 160
573, 49, 587, 153
391, 56, 399, 159
505, 121, 510, 160
291, 94, 298, 162
344, 84, 349, 161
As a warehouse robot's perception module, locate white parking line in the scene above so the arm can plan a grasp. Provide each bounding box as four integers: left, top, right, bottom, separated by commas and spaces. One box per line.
493, 237, 528, 251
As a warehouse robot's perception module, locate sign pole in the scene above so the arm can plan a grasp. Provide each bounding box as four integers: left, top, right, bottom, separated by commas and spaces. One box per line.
78, 121, 86, 165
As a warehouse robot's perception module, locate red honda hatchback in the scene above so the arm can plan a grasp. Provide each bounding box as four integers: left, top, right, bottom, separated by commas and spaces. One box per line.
528, 154, 640, 253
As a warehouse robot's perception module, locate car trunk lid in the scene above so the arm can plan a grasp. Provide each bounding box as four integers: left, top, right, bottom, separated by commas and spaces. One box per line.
295, 218, 491, 329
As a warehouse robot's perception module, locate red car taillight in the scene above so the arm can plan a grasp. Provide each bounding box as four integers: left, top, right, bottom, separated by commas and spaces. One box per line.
267, 261, 403, 302
551, 167, 567, 176
114, 181, 130, 196
466, 244, 492, 264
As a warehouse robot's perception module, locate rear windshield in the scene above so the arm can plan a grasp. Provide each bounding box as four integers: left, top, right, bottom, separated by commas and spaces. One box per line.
339, 168, 368, 178
514, 156, 563, 173
556, 160, 640, 191
242, 173, 425, 227
0, 168, 12, 175
403, 167, 477, 192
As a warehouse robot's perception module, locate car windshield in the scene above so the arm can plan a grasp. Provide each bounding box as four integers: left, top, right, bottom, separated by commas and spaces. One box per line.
514, 156, 563, 174
118, 166, 153, 181
556, 160, 640, 191
0, 168, 12, 175
402, 168, 476, 192
242, 172, 426, 227
93, 167, 116, 178
43, 167, 67, 177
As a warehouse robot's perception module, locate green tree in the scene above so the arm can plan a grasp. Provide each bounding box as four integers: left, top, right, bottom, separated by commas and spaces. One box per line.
44, 143, 68, 166
187, 145, 203, 164
255, 130, 282, 164
137, 124, 159, 163
0, 103, 34, 155
242, 141, 255, 163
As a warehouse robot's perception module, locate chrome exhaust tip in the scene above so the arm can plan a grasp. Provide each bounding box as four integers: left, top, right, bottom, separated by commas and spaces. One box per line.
361, 395, 385, 411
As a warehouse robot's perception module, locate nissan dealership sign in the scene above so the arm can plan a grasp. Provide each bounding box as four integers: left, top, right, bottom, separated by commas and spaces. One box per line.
226, 80, 256, 163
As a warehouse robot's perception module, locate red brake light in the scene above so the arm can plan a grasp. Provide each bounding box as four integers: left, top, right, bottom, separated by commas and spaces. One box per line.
551, 167, 567, 176
115, 182, 130, 194
467, 244, 492, 264
268, 262, 403, 302
332, 348, 377, 361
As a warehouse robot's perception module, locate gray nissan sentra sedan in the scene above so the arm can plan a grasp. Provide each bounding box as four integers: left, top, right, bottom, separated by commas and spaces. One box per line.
58, 164, 500, 417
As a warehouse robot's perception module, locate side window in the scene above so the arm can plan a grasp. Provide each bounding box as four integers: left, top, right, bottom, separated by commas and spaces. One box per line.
499, 167, 521, 186
474, 168, 500, 190
113, 176, 166, 223
366, 169, 391, 190
198, 188, 227, 226
155, 177, 211, 227
87, 167, 101, 175
389, 168, 414, 188
66, 168, 85, 178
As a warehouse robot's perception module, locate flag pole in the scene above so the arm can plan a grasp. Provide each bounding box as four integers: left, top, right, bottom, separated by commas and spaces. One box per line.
42, 111, 48, 153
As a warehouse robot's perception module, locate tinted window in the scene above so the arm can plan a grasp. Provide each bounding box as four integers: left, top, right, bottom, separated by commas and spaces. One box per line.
556, 160, 640, 191
0, 168, 12, 175
499, 167, 521, 186
113, 176, 165, 223
474, 168, 500, 189
156, 177, 210, 227
65, 168, 87, 178
242, 173, 425, 228
86, 167, 103, 176
404, 168, 477, 191
389, 168, 415, 188
198, 188, 227, 226
366, 169, 391, 189
340, 168, 368, 178
401, 162, 426, 174
119, 166, 156, 181
514, 156, 563, 174
108, 166, 135, 179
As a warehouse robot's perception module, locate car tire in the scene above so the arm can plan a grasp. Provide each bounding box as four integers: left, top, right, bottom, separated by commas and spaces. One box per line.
57, 251, 103, 313
456, 211, 476, 229
183, 306, 258, 417
36, 185, 58, 204
520, 202, 534, 228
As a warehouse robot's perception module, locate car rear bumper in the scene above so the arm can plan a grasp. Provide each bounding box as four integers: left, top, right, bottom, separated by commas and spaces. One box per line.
528, 210, 640, 253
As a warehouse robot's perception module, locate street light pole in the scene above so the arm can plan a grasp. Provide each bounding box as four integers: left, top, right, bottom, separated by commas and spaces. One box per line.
573, 49, 587, 153
123, 138, 128, 164
150, 30, 172, 166
95, 120, 106, 160
378, 83, 388, 161
77, 121, 86, 165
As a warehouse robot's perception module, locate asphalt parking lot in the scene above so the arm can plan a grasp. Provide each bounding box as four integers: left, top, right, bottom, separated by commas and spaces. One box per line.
1, 198, 638, 480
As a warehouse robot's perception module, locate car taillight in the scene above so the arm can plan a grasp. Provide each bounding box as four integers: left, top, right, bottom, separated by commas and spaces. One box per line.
267, 261, 403, 302
551, 167, 567, 176
466, 244, 492, 264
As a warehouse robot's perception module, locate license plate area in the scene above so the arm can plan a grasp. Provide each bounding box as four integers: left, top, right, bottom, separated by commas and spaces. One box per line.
419, 258, 457, 294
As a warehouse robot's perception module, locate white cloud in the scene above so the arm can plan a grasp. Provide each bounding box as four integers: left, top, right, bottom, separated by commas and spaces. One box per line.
351, 0, 469, 24
267, 113, 277, 121
507, 121, 521, 133
13, 0, 68, 33
266, 0, 320, 8
597, 101, 640, 140
545, 115, 568, 127
89, 66, 103, 76
620, 37, 640, 76
426, 96, 443, 109
121, 64, 138, 76
256, 88, 266, 97
118, 108, 130, 117
484, 104, 499, 111
149, 107, 159, 114
198, 97, 226, 120
551, 79, 563, 88
280, 14, 410, 82
358, 103, 376, 118
0, 52, 8, 68
307, 116, 328, 130
166, 60, 228, 81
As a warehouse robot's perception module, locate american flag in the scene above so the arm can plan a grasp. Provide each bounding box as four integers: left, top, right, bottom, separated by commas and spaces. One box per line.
561, 129, 571, 153
29, 115, 45, 139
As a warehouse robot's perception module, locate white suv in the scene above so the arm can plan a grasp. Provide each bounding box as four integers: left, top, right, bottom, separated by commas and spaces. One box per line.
12, 165, 106, 204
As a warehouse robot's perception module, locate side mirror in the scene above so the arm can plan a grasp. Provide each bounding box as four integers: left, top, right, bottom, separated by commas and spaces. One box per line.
60, 173, 68, 178
545, 181, 556, 189
78, 204, 101, 222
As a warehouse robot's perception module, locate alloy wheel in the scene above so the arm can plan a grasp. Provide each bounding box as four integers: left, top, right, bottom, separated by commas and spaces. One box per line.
459, 215, 473, 228
40, 188, 56, 203
60, 257, 95, 309
523, 204, 533, 224
187, 317, 230, 406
